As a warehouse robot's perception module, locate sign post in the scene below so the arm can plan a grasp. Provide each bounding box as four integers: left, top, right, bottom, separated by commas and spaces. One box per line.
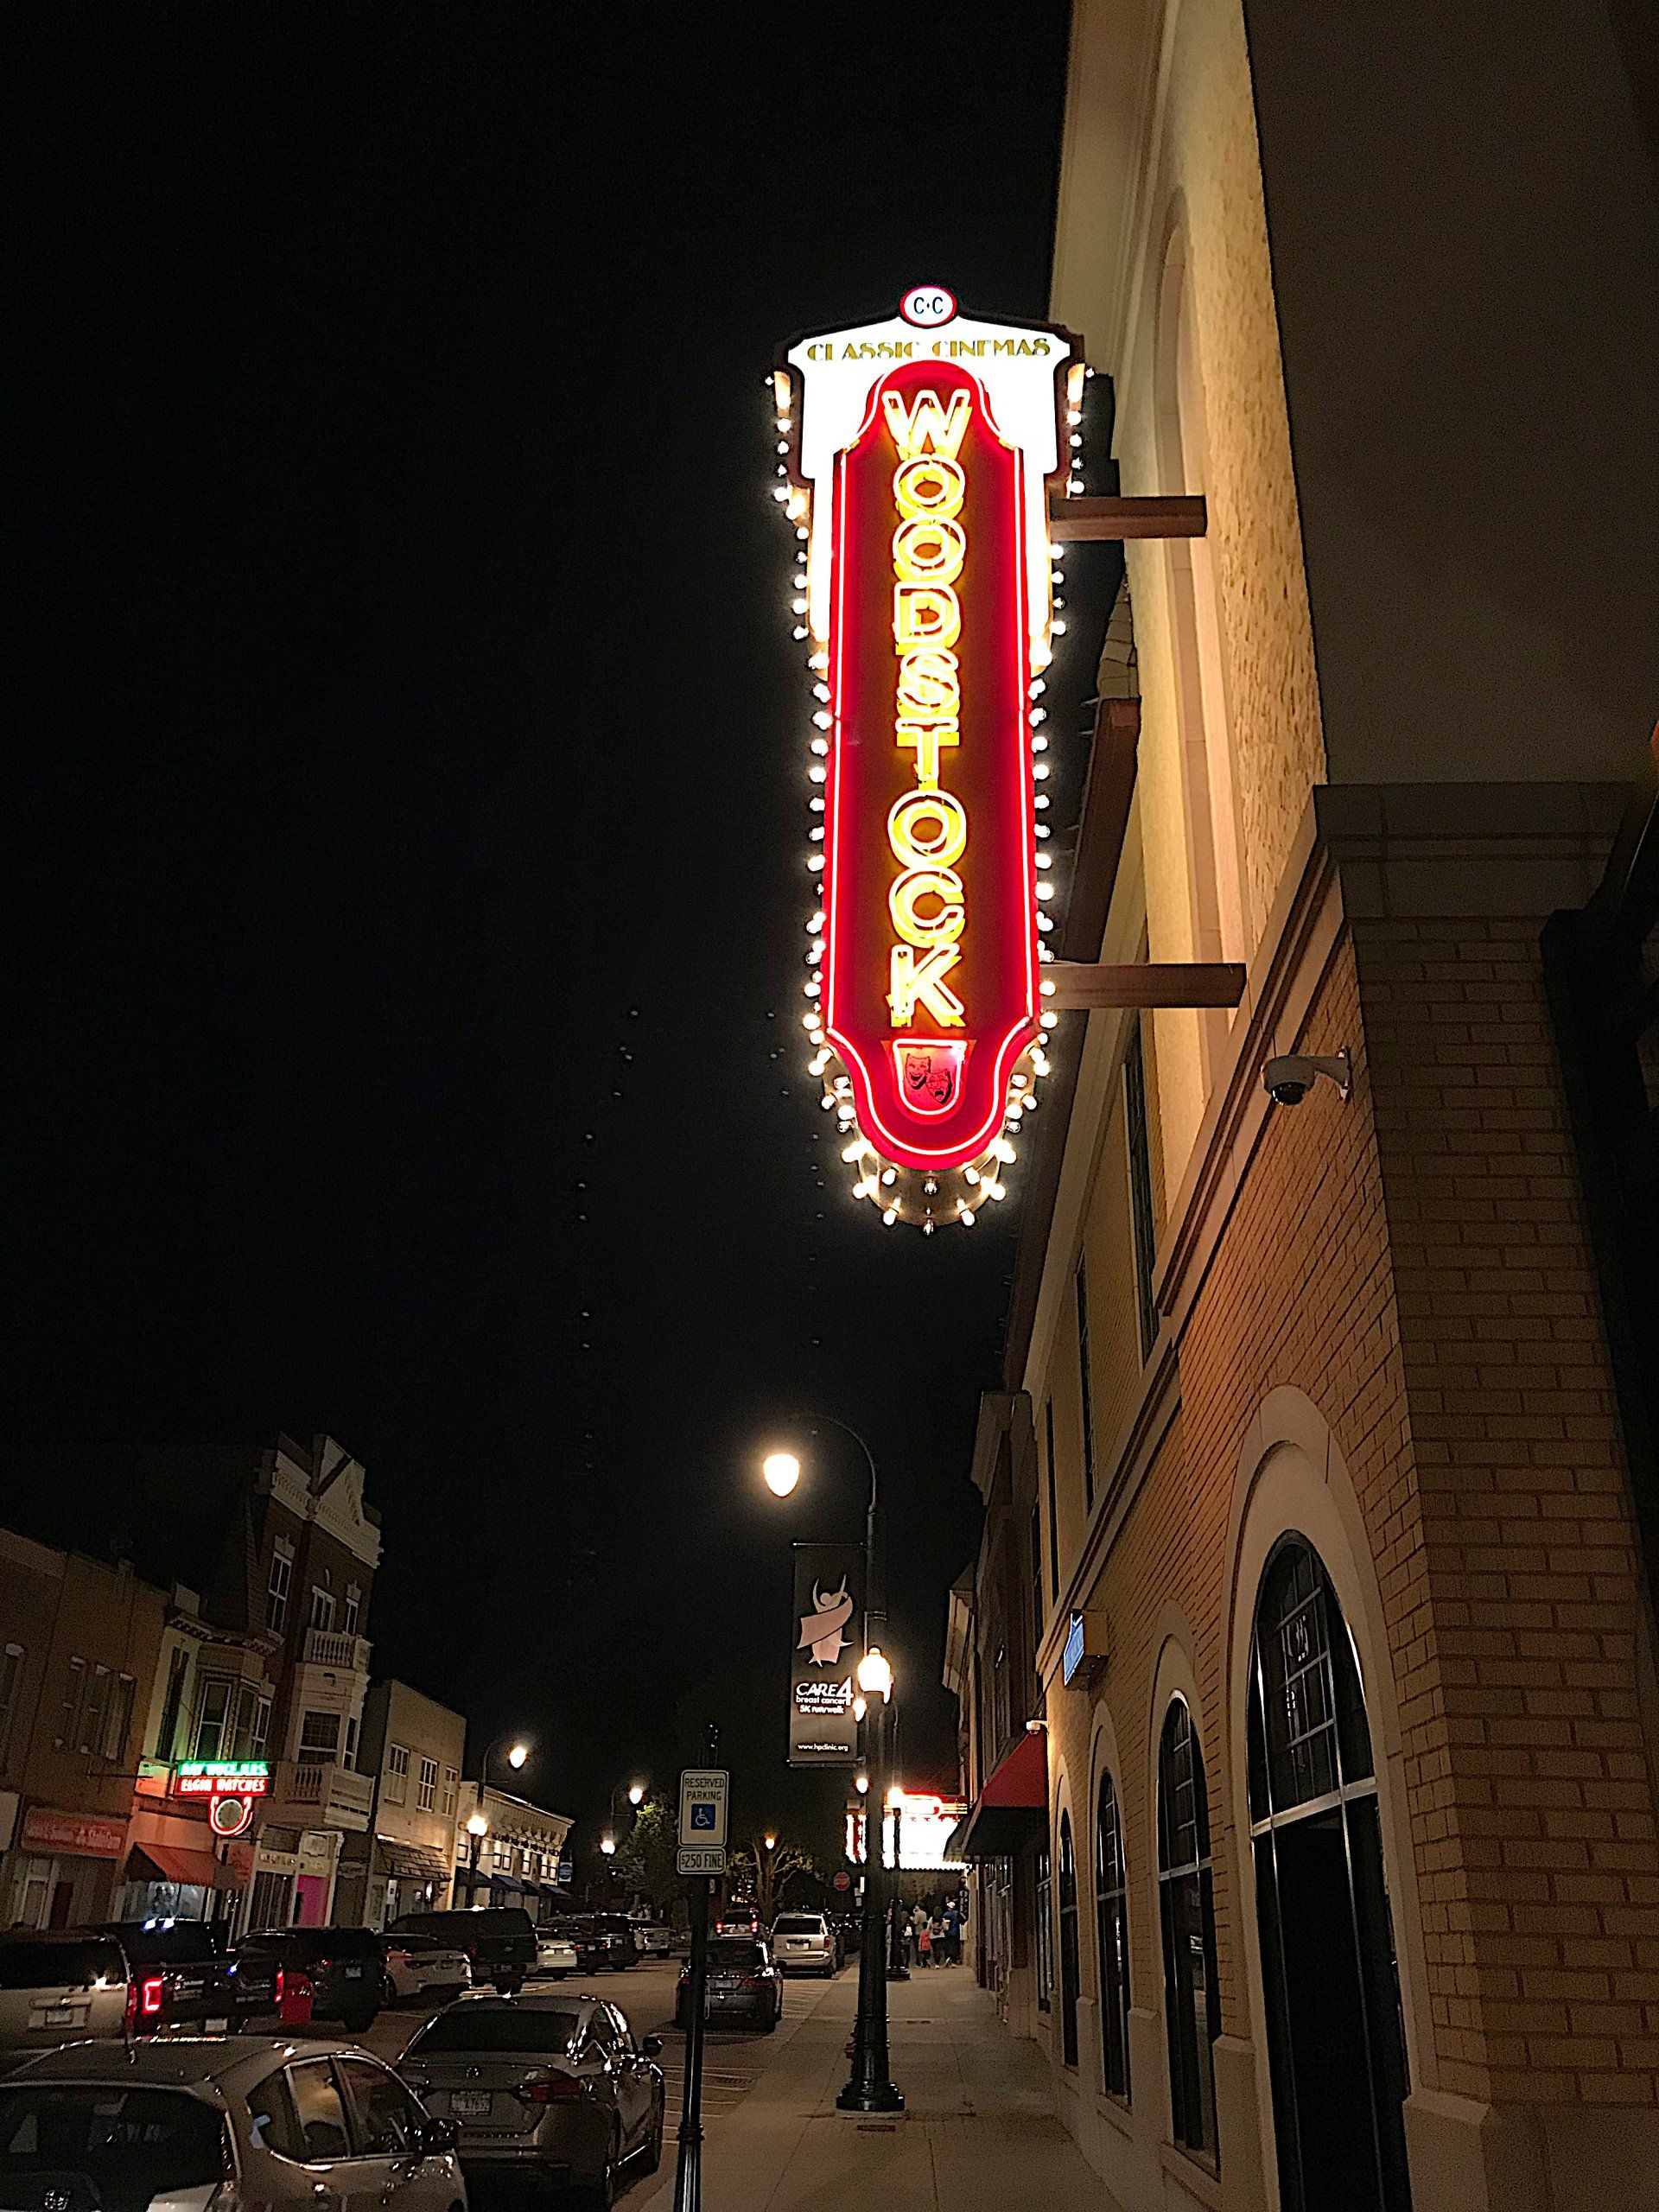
673, 1738, 726, 2212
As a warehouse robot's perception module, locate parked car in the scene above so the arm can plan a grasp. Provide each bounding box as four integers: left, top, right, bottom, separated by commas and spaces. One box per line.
232, 1929, 386, 2034
0, 2034, 462, 2212
714, 1907, 760, 1937
387, 1907, 537, 1995
555, 1917, 635, 1976
675, 1936, 783, 2032
769, 1911, 838, 1977
534, 1927, 579, 1979
591, 1916, 641, 1971
383, 1932, 474, 2005
96, 1919, 240, 2036
626, 1915, 676, 1958
400, 1991, 663, 2202
0, 1933, 131, 2065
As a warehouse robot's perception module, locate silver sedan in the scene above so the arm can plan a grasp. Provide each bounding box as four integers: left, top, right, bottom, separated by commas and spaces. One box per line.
0, 2033, 464, 2212
400, 1991, 664, 2206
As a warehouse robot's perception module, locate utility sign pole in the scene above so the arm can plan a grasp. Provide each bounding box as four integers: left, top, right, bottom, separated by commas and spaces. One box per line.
673, 1738, 725, 2212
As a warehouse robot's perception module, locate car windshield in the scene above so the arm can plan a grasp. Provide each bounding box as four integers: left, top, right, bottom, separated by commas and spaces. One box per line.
708, 1940, 764, 1970
101, 1923, 222, 1964
408, 2005, 582, 2056
0, 1941, 125, 1990
772, 1917, 823, 1935
0, 2086, 225, 2212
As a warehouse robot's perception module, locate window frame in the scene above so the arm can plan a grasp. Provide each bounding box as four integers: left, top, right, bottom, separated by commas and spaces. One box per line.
1073, 1256, 1096, 1510
1056, 1810, 1082, 2069
266, 1546, 293, 1637
416, 1756, 438, 1813
1157, 1696, 1221, 2166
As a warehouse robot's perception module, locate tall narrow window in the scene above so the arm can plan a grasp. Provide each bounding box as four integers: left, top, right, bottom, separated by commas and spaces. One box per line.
1033, 1842, 1054, 2014
193, 1676, 233, 1761
79, 1666, 111, 1758
299, 1710, 340, 1765
0, 1644, 22, 1764
385, 1744, 410, 1802
55, 1656, 86, 1750
309, 1586, 335, 1634
1029, 1501, 1044, 1663
266, 1546, 293, 1635
156, 1648, 188, 1762
417, 1757, 438, 1812
1057, 1812, 1081, 2068
343, 1585, 362, 1637
1096, 1773, 1132, 2100
1159, 1697, 1220, 2164
1043, 1401, 1059, 1602
1125, 1022, 1160, 1357
1074, 1257, 1096, 1508
105, 1675, 135, 1761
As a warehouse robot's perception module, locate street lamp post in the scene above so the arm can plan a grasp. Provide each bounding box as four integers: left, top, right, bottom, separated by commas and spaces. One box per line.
762, 1413, 903, 2115
466, 1810, 489, 1906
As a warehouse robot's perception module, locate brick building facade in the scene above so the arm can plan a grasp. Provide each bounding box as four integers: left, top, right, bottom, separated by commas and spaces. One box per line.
945, 5, 1659, 2209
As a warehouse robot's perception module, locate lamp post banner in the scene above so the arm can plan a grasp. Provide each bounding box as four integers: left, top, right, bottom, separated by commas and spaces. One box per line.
789, 1541, 864, 1767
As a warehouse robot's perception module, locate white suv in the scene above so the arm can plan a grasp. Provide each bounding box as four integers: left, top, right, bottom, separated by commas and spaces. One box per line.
770, 1912, 837, 1976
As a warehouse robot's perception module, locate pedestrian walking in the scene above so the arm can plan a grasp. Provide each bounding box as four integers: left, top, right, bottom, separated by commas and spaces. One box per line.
918, 1916, 933, 1967
942, 1900, 962, 1966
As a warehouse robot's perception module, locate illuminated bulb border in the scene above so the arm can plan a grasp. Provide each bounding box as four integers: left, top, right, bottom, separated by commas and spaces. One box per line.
774, 352, 1092, 1229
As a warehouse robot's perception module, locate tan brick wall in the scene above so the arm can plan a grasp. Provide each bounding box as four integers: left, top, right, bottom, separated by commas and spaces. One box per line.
1048, 917, 1659, 2115
1357, 915, 1659, 2107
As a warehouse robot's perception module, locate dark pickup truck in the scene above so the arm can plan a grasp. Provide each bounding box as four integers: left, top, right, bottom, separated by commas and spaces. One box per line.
232, 1925, 385, 2031
386, 1906, 537, 1994
96, 1920, 238, 2035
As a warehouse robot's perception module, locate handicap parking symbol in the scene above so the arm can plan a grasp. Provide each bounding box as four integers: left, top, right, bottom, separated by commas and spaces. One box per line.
690, 1801, 716, 1831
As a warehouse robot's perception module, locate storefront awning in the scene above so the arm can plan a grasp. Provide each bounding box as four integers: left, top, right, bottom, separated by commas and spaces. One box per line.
378, 1841, 452, 1883
947, 1730, 1049, 1860
129, 1843, 239, 1891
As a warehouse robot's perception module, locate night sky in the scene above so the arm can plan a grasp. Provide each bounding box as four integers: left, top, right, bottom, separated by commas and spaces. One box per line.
3, 7, 1075, 1855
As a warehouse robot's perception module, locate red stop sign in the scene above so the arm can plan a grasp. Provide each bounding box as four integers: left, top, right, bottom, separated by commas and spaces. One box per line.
834, 1870, 851, 1891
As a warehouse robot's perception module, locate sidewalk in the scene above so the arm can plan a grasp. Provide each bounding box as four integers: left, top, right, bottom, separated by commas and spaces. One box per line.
633, 1963, 1124, 2211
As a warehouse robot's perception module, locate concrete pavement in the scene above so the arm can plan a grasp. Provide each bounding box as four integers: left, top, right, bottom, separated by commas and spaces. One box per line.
633, 1962, 1124, 2212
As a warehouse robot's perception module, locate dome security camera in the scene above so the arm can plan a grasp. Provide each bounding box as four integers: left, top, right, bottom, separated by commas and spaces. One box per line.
1263, 1051, 1351, 1107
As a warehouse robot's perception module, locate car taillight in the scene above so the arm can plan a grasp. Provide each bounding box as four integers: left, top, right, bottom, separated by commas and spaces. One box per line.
124, 1980, 138, 2033
141, 1974, 166, 2018
518, 2074, 584, 2105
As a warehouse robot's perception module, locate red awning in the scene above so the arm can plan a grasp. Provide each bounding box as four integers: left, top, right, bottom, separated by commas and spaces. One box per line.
129, 1843, 239, 1891
948, 1730, 1049, 1860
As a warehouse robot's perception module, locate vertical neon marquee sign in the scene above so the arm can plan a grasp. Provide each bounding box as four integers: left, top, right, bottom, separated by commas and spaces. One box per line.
774, 290, 1084, 1230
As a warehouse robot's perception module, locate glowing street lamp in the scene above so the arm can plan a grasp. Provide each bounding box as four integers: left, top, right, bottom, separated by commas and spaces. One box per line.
600, 1834, 617, 1858
857, 1648, 894, 1702
466, 1811, 488, 1838
506, 1742, 530, 1770
628, 1782, 645, 1807
762, 1452, 801, 1497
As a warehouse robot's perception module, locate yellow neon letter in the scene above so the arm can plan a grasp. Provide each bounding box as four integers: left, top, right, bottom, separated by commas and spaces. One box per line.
893, 454, 965, 520
889, 944, 966, 1027
893, 585, 961, 651
896, 648, 960, 721
895, 721, 960, 787
890, 867, 964, 948
892, 517, 966, 586
888, 788, 968, 870
881, 387, 971, 461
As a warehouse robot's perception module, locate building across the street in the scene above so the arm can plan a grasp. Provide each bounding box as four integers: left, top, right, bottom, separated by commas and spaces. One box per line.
944, 5, 1659, 2212
0, 1529, 165, 1928
454, 1781, 573, 1920
336, 1678, 465, 1926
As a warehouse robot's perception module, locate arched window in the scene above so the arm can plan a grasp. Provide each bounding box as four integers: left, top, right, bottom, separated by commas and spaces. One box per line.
1056, 1810, 1081, 2068
1248, 1535, 1412, 2212
1033, 1840, 1053, 2013
1158, 1696, 1219, 2163
1095, 1771, 1130, 2099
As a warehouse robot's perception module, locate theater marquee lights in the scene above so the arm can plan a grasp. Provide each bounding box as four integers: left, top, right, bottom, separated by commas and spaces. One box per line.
772, 288, 1088, 1230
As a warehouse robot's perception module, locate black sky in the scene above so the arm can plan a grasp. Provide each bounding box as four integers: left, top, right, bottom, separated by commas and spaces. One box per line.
3, 6, 1075, 1851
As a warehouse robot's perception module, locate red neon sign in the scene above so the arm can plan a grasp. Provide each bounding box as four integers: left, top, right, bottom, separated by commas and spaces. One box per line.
823, 359, 1038, 1173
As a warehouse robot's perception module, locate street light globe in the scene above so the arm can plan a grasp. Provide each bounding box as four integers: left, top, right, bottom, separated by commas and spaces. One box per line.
467, 1812, 488, 1838
507, 1742, 530, 1770
856, 1646, 894, 1700
762, 1451, 801, 1497
600, 1834, 617, 1857
855, 1772, 869, 1796
628, 1782, 645, 1806
764, 1833, 778, 1851
852, 1694, 868, 1724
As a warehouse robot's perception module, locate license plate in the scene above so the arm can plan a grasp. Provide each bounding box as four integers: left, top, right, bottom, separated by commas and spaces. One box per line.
206, 2017, 230, 2032
450, 2093, 491, 2118
43, 2007, 78, 2027
342, 1965, 363, 1979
